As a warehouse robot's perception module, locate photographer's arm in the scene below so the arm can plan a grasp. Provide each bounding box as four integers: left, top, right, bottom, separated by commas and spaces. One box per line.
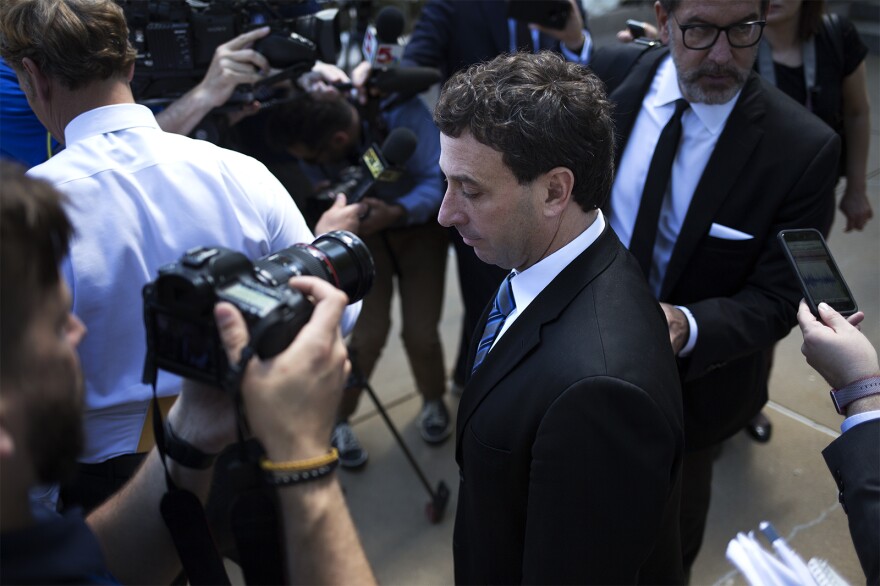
86, 385, 236, 585
156, 27, 271, 136
216, 277, 376, 585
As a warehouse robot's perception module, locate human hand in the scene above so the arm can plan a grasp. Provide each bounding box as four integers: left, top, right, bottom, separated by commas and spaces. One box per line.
298, 61, 351, 99
359, 197, 405, 236
659, 302, 689, 355
530, 0, 587, 53
214, 277, 351, 461
616, 21, 659, 43
194, 27, 272, 110
797, 300, 878, 390
314, 193, 366, 235
349, 61, 379, 105
839, 187, 873, 232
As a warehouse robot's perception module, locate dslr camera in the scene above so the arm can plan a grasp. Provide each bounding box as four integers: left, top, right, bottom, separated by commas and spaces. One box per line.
118, 0, 342, 104
142, 230, 374, 387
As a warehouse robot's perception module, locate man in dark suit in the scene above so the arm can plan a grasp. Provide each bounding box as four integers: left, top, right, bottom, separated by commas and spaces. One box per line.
434, 51, 685, 584
399, 0, 591, 394
590, 0, 840, 573
798, 300, 880, 584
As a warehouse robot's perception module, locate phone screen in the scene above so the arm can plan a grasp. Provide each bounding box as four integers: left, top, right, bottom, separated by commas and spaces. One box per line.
778, 229, 857, 316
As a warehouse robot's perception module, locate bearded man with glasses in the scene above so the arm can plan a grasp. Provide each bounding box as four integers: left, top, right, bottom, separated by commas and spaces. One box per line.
591, 0, 840, 576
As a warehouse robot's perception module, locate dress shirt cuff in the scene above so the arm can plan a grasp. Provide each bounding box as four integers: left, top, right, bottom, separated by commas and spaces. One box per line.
560, 29, 593, 64
840, 410, 880, 434
676, 305, 698, 357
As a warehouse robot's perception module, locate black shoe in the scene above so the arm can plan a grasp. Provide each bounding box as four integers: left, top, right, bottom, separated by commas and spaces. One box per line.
745, 411, 772, 444
419, 399, 452, 444
331, 422, 368, 469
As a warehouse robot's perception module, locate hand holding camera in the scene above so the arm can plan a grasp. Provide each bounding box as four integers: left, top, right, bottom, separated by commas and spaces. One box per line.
215, 276, 351, 462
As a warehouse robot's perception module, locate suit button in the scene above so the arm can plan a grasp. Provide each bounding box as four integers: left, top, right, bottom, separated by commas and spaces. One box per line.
459, 469, 465, 484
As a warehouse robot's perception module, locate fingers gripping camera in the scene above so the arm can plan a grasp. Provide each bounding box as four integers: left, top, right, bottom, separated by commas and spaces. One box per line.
142, 230, 374, 387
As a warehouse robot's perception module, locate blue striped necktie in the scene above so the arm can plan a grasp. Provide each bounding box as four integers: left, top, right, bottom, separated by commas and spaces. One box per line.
472, 273, 516, 374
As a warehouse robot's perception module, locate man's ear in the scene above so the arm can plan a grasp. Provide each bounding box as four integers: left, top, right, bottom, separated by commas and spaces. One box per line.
542, 167, 575, 217
655, 1, 670, 45
20, 57, 51, 104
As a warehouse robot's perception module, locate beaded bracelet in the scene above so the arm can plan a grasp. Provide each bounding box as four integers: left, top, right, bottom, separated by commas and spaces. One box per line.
260, 448, 340, 487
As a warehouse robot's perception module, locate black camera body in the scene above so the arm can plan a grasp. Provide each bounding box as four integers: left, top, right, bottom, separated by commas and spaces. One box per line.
142, 230, 374, 387
119, 0, 341, 103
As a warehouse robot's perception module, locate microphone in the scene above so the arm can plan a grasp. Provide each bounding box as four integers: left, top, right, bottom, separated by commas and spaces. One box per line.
317, 127, 418, 204
362, 6, 405, 67
369, 66, 441, 94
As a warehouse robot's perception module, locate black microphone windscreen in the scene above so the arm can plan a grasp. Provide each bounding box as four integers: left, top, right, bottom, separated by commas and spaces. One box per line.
371, 66, 442, 94
374, 6, 405, 43
382, 128, 418, 166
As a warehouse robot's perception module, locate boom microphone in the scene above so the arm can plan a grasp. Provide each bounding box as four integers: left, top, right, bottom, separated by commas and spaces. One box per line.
369, 66, 442, 94
362, 6, 405, 67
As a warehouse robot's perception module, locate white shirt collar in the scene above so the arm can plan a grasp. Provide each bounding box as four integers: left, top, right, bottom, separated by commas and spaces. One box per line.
653, 55, 741, 136
64, 103, 159, 146
509, 210, 606, 317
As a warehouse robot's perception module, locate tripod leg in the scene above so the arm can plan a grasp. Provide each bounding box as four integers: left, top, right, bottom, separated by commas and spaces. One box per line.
361, 381, 450, 523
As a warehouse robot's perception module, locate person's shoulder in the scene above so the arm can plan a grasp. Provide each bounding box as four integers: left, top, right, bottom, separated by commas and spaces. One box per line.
747, 74, 838, 139
589, 41, 665, 95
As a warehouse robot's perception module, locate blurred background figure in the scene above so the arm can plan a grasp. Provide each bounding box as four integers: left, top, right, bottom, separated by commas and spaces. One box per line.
266, 87, 449, 469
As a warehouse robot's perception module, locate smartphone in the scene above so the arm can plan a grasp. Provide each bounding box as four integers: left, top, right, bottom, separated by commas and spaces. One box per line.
777, 228, 858, 316
626, 19, 646, 39
507, 0, 572, 31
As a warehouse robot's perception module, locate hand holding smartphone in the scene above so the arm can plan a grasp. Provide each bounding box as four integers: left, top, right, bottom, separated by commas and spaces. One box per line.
626, 19, 647, 39
778, 228, 858, 316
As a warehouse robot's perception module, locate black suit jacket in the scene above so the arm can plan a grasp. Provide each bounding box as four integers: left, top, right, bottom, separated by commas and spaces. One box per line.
454, 226, 685, 584
594, 46, 840, 449
402, 0, 585, 78
823, 419, 880, 584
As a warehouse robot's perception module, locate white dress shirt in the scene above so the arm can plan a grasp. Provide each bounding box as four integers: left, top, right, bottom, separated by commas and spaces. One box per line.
493, 211, 606, 347
609, 56, 740, 355
29, 103, 359, 463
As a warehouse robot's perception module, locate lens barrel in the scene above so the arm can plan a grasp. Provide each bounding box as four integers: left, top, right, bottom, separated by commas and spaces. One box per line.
254, 230, 374, 302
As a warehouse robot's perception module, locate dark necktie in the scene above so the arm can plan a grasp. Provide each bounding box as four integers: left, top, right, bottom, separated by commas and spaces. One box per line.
472, 273, 516, 374
629, 98, 690, 278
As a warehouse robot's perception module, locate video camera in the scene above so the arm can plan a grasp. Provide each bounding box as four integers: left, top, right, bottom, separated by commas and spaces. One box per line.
118, 0, 342, 105
142, 230, 374, 387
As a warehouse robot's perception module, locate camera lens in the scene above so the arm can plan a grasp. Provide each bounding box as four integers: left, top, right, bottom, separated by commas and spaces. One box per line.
254, 230, 374, 302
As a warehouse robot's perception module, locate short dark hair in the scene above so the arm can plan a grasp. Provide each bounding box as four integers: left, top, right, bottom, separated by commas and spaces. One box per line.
0, 0, 136, 91
658, 0, 771, 18
0, 161, 73, 382
433, 51, 614, 211
265, 92, 355, 152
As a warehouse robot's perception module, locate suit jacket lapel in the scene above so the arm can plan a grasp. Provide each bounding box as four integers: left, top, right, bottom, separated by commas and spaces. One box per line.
455, 225, 621, 454
610, 47, 669, 170
659, 73, 766, 300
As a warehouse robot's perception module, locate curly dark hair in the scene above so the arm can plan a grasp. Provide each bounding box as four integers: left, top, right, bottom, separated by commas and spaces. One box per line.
433, 51, 614, 211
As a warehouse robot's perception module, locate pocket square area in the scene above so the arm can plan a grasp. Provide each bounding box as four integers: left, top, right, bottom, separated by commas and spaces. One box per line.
709, 223, 753, 240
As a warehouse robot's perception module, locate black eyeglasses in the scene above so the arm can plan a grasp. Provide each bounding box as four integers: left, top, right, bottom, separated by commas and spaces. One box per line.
671, 13, 766, 50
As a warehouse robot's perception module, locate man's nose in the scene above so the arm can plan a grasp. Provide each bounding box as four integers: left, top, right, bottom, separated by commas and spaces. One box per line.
707, 31, 734, 62
437, 190, 458, 228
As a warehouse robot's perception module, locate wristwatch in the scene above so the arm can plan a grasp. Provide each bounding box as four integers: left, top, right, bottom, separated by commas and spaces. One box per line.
830, 376, 880, 415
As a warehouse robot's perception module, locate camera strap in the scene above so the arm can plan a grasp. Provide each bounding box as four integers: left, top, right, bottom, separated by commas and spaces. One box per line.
223, 345, 287, 585
151, 387, 231, 585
